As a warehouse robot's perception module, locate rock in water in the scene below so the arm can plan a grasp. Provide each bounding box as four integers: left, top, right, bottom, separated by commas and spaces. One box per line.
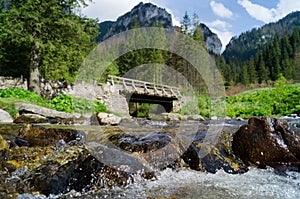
14, 113, 48, 124
97, 112, 121, 126
232, 117, 300, 170
0, 135, 9, 150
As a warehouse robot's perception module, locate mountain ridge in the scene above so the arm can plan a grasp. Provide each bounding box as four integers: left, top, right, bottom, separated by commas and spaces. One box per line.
96, 2, 222, 54
223, 11, 300, 63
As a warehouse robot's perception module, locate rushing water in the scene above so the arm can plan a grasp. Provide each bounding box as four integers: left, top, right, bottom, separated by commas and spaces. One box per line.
14, 117, 300, 199
41, 167, 299, 199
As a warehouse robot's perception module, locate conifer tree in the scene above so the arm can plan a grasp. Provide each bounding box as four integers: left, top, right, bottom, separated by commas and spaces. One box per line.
0, 0, 98, 94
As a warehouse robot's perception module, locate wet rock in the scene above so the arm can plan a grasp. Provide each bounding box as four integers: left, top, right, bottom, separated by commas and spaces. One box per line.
182, 128, 248, 174
0, 109, 13, 123
28, 146, 133, 196
0, 135, 9, 150
109, 132, 172, 153
18, 124, 86, 146
97, 112, 121, 125
232, 117, 300, 170
0, 144, 133, 196
107, 132, 188, 170
13, 113, 48, 124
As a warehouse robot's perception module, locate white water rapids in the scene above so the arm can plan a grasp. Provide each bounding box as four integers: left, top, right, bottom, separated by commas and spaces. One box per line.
36, 167, 299, 199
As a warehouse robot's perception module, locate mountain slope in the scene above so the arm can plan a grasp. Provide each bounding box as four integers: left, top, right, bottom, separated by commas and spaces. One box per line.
97, 2, 172, 41
223, 11, 300, 64
96, 2, 222, 54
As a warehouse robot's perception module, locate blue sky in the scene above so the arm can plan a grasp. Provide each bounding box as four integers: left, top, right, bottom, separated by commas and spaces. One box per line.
82, 0, 300, 50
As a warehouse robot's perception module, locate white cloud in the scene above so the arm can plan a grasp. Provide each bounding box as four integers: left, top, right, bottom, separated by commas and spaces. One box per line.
206, 20, 234, 51
210, 1, 233, 18
81, 0, 180, 26
81, 0, 145, 21
238, 0, 300, 23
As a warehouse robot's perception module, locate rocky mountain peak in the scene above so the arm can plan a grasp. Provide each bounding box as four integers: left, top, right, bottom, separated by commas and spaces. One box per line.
97, 2, 222, 54
98, 2, 172, 41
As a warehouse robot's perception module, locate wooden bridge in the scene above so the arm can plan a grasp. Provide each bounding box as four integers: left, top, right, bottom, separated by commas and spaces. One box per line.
108, 75, 182, 113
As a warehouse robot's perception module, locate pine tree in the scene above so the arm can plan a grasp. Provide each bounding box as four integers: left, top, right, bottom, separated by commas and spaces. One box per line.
181, 11, 191, 35
0, 0, 98, 94
247, 57, 257, 83
256, 52, 269, 83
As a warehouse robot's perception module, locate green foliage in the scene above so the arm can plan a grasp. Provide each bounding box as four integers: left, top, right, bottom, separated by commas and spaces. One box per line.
178, 95, 226, 117
0, 98, 19, 116
219, 24, 300, 86
225, 85, 300, 118
274, 73, 287, 87
178, 101, 198, 115
0, 88, 109, 115
135, 103, 150, 118
50, 94, 109, 114
0, 0, 99, 90
0, 88, 47, 106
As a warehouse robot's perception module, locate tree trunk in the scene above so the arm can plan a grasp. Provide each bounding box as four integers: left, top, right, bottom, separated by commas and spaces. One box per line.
29, 42, 41, 94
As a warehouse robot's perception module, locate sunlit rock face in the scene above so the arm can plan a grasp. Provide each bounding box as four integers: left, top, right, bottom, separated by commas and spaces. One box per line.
98, 2, 172, 41
97, 2, 222, 54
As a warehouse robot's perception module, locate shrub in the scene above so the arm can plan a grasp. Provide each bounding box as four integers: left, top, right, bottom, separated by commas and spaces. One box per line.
50, 94, 109, 114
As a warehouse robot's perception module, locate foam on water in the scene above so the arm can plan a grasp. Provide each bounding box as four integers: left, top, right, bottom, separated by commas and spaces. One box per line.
61, 167, 300, 199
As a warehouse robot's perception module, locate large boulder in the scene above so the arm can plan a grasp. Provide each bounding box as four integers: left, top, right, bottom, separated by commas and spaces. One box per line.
232, 117, 300, 170
14, 103, 87, 124
0, 109, 13, 123
0, 144, 133, 196
181, 126, 248, 174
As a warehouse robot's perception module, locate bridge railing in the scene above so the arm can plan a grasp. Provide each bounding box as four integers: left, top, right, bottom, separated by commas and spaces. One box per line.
108, 75, 181, 98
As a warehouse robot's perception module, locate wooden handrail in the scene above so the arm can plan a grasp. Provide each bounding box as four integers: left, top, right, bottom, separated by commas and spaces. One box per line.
108, 75, 181, 98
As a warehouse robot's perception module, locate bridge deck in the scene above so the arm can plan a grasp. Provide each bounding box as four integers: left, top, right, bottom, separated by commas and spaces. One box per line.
108, 75, 182, 99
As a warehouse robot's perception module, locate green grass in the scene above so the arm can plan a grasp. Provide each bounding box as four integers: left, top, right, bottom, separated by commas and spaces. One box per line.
225, 84, 300, 118
178, 84, 300, 118
0, 88, 109, 116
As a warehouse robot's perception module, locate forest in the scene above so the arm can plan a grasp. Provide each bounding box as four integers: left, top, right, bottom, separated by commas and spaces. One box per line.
0, 1, 300, 96
218, 28, 300, 87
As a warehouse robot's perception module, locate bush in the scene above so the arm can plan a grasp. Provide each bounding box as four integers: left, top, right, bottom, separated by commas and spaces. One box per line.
50, 94, 109, 114
0, 88, 109, 115
0, 88, 47, 106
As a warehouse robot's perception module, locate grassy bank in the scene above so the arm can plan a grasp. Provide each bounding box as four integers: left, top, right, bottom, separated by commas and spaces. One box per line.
178, 84, 300, 118
0, 88, 108, 116
1, 84, 299, 119
225, 84, 300, 118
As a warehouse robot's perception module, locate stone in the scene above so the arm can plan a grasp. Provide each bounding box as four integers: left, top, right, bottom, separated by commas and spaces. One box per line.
97, 112, 121, 125
210, 116, 218, 120
162, 113, 183, 121
29, 146, 133, 196
13, 113, 48, 124
232, 117, 300, 170
0, 109, 13, 123
105, 130, 195, 170
14, 103, 84, 124
186, 115, 205, 121
181, 127, 248, 174
0, 135, 9, 150
0, 144, 133, 196
18, 124, 86, 146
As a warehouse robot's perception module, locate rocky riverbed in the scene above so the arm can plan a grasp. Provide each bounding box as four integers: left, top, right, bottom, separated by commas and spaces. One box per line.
0, 112, 299, 198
